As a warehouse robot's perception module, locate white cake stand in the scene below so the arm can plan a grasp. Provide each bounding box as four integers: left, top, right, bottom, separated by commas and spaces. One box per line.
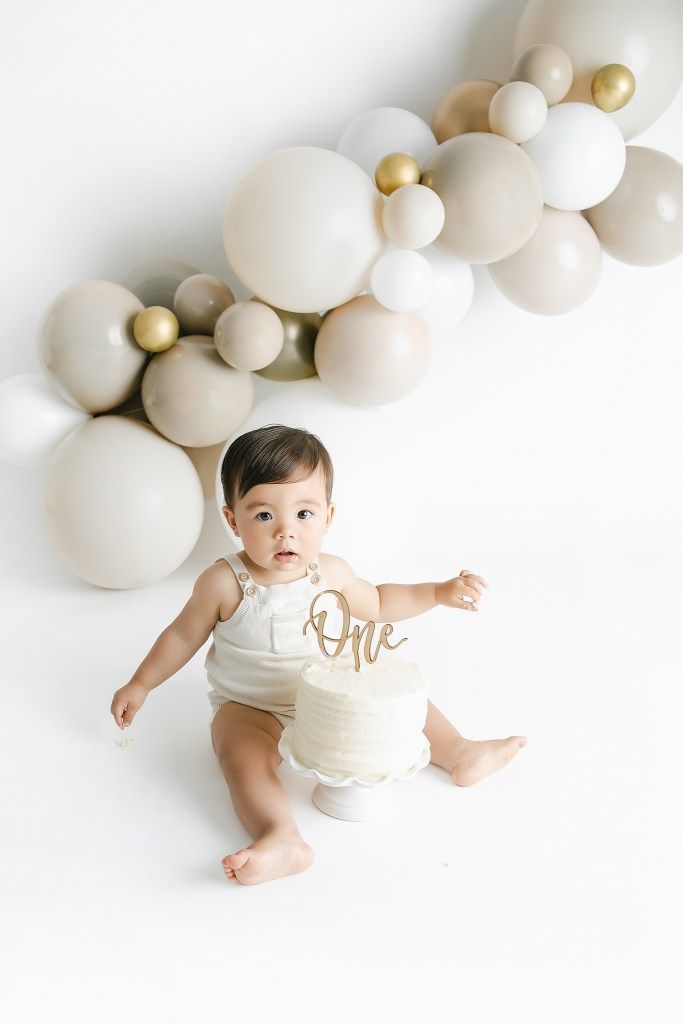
278, 723, 431, 822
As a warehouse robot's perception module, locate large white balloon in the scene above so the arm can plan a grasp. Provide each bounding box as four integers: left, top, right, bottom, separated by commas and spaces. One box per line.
370, 250, 433, 312
43, 416, 205, 589
0, 374, 90, 467
521, 102, 626, 211
213, 377, 417, 578
337, 107, 438, 178
413, 246, 474, 337
223, 146, 384, 314
514, 0, 683, 140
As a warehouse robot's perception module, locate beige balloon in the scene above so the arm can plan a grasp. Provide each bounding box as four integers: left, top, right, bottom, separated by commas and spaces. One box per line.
489, 206, 602, 315
42, 416, 205, 589
255, 307, 321, 381
141, 335, 253, 447
122, 258, 201, 309
174, 274, 235, 335
420, 133, 542, 264
488, 81, 547, 143
513, 0, 683, 139
431, 80, 501, 143
214, 300, 284, 371
584, 146, 683, 266
38, 279, 147, 414
381, 184, 445, 249
510, 43, 573, 105
314, 294, 431, 406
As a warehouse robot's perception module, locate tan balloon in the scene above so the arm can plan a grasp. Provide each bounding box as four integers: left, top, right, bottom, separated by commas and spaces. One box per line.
510, 43, 573, 105
314, 294, 431, 406
182, 441, 226, 500
214, 300, 285, 371
173, 274, 235, 335
133, 306, 179, 353
375, 152, 420, 196
420, 133, 542, 264
584, 146, 683, 267
141, 335, 253, 447
431, 80, 501, 144
489, 206, 602, 315
122, 259, 201, 309
38, 279, 147, 414
591, 64, 636, 114
255, 307, 322, 381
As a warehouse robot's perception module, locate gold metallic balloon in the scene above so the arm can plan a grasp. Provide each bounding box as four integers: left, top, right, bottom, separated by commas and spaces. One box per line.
591, 64, 636, 113
255, 305, 322, 381
375, 153, 420, 196
133, 306, 179, 353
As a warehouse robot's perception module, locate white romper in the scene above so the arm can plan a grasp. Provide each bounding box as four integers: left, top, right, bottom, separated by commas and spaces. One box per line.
205, 552, 338, 730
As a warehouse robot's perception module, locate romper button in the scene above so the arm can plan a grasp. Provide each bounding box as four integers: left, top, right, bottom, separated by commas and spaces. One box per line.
309, 561, 318, 570
246, 586, 257, 597
239, 572, 249, 581
310, 574, 320, 585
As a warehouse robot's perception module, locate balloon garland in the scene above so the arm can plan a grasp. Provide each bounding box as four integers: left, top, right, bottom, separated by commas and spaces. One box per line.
0, 0, 681, 589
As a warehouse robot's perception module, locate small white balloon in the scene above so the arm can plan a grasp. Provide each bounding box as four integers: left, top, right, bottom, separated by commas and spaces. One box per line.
0, 373, 90, 467
489, 81, 548, 143
370, 250, 433, 312
413, 245, 474, 337
382, 184, 445, 249
337, 107, 438, 179
522, 102, 626, 211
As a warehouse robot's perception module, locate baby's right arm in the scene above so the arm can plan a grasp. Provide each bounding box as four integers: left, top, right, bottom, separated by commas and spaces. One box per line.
110, 566, 224, 729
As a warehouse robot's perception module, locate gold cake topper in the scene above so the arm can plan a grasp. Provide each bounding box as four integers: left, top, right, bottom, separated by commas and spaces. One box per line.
303, 589, 407, 672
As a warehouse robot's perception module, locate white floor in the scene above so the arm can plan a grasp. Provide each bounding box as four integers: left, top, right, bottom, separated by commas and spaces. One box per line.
2, 478, 681, 1022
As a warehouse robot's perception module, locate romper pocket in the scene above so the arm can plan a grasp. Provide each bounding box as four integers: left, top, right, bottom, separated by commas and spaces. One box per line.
270, 609, 311, 655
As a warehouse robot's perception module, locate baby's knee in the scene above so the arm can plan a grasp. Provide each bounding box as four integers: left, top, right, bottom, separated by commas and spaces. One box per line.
218, 730, 281, 775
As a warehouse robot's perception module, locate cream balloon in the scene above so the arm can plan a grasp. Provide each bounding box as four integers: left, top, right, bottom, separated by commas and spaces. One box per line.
173, 273, 235, 335
336, 107, 437, 178
431, 80, 501, 143
489, 82, 547, 143
38, 279, 147, 413
584, 146, 683, 266
513, 0, 683, 139
510, 43, 573, 106
420, 133, 543, 264
521, 103, 626, 211
413, 246, 474, 337
121, 259, 201, 310
370, 250, 433, 312
223, 146, 384, 314
42, 416, 205, 589
381, 184, 445, 249
141, 335, 253, 447
214, 300, 285, 370
0, 373, 90, 467
213, 377, 418, 576
314, 294, 431, 406
489, 206, 602, 315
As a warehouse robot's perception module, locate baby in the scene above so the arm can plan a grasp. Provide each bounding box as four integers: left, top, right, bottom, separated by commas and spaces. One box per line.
110, 424, 527, 886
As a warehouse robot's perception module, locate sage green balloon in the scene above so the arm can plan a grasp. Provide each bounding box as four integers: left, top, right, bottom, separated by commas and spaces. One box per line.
255, 306, 321, 381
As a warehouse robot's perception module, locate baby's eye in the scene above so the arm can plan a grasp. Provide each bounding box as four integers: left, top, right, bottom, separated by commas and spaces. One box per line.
255, 512, 272, 521
298, 509, 313, 519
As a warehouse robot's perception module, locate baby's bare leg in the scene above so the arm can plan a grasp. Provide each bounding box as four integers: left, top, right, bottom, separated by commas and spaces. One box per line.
424, 698, 528, 787
211, 702, 314, 885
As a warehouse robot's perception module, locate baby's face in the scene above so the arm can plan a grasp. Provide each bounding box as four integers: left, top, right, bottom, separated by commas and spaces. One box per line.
223, 464, 334, 575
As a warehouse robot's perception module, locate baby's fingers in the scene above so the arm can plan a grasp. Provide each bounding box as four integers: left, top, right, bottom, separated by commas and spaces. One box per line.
460, 570, 488, 590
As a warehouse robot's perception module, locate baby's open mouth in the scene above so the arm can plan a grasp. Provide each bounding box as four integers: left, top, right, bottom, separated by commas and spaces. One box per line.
276, 549, 296, 555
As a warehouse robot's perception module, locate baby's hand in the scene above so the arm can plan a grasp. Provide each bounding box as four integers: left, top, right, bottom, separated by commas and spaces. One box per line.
110, 681, 149, 729
436, 571, 487, 612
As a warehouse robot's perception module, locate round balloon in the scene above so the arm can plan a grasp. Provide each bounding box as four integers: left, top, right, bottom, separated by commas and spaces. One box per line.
513, 0, 683, 139
121, 259, 201, 310
584, 147, 683, 266
223, 146, 384, 313
521, 103, 626, 211
173, 273, 235, 335
42, 416, 205, 589
38, 280, 147, 413
413, 246, 474, 337
213, 376, 419, 576
214, 300, 285, 371
255, 307, 321, 381
370, 250, 433, 312
0, 373, 90, 467
337, 107, 437, 178
510, 43, 573, 105
489, 206, 602, 315
381, 184, 445, 249
314, 294, 431, 406
420, 133, 543, 264
431, 80, 501, 143
141, 335, 253, 446
488, 82, 547, 143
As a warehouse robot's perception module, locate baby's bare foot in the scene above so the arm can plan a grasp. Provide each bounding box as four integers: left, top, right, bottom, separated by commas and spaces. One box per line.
450, 736, 528, 787
221, 828, 314, 886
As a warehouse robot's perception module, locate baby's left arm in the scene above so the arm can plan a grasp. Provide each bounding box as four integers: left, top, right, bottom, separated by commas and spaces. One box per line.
329, 555, 487, 623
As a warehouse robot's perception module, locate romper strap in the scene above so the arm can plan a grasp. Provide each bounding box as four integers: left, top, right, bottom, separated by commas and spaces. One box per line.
216, 554, 258, 597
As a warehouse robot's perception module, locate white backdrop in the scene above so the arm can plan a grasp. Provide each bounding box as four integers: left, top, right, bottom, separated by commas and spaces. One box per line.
1, 2, 682, 1022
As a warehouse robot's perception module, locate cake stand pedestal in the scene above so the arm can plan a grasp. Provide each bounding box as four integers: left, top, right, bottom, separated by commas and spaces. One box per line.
278, 724, 431, 822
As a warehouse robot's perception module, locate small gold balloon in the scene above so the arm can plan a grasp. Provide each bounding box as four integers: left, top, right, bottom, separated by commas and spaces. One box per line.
133, 306, 179, 353
591, 63, 636, 113
255, 305, 321, 381
375, 152, 420, 196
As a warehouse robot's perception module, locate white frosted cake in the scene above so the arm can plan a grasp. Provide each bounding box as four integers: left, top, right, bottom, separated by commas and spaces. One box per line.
290, 651, 430, 782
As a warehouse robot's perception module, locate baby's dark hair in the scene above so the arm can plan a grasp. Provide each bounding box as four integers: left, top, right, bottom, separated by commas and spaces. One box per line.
221, 424, 334, 510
